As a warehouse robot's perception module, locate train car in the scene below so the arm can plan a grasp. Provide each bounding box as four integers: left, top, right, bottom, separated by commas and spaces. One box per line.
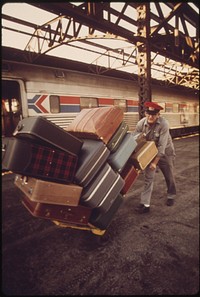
2, 60, 199, 138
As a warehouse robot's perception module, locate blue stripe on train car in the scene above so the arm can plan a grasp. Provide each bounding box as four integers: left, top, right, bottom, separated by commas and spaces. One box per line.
27, 104, 42, 113
127, 106, 138, 112
60, 105, 81, 113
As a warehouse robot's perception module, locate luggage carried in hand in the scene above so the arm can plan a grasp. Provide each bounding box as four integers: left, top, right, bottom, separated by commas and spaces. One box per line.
130, 141, 158, 170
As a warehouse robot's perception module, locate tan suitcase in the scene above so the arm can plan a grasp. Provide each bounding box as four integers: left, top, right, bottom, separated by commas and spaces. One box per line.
130, 141, 158, 170
14, 175, 83, 206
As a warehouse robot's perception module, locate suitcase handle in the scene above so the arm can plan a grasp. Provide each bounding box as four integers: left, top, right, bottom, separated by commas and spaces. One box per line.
13, 122, 24, 135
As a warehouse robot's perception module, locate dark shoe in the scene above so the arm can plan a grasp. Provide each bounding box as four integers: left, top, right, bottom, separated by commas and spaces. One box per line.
166, 199, 174, 206
135, 204, 150, 214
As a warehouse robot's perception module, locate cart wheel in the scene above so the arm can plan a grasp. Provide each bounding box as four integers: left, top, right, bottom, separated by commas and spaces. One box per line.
91, 228, 106, 236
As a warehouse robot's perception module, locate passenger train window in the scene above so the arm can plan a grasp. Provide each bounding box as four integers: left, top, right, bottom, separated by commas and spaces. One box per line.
114, 99, 127, 112
80, 97, 98, 109
49, 95, 60, 113
173, 103, 179, 113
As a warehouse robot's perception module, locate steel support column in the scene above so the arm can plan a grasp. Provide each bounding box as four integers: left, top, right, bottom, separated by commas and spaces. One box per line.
136, 3, 152, 119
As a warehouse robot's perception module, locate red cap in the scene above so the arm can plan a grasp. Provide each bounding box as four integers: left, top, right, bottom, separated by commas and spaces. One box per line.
144, 101, 163, 115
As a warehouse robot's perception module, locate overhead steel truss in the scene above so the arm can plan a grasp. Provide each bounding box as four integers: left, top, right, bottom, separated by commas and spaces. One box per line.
2, 2, 199, 113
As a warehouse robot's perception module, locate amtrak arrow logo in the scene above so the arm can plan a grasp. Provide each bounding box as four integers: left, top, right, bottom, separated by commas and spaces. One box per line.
28, 95, 48, 113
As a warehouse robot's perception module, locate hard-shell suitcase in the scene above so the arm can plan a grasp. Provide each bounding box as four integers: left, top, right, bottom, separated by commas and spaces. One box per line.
107, 121, 129, 153
80, 163, 125, 212
2, 137, 78, 183
130, 141, 158, 170
75, 139, 110, 187
94, 173, 124, 213
89, 194, 123, 229
14, 175, 83, 206
132, 132, 147, 153
120, 162, 140, 195
108, 132, 138, 172
65, 106, 123, 144
13, 116, 83, 156
21, 195, 92, 225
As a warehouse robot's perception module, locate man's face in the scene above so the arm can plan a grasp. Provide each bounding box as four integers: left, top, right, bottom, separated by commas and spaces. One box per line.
145, 112, 160, 125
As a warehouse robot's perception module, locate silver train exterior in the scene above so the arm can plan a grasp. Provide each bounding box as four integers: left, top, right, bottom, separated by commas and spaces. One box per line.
2, 60, 199, 138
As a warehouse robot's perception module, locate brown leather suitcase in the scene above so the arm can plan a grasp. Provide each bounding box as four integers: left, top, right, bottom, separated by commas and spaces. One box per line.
130, 141, 158, 170
15, 175, 83, 206
65, 106, 123, 144
21, 195, 92, 225
120, 162, 140, 195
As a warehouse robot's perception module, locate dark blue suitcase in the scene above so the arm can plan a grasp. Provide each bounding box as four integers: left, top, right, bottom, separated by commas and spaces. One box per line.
13, 116, 83, 156
107, 121, 129, 153
75, 139, 110, 187
108, 132, 138, 172
89, 194, 123, 229
80, 162, 124, 212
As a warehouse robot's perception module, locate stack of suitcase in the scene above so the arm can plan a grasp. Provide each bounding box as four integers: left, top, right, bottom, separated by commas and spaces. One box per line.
2, 106, 158, 235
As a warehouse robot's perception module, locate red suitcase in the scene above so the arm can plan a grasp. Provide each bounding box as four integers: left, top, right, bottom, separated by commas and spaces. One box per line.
15, 175, 83, 206
120, 162, 140, 195
65, 106, 123, 144
2, 137, 78, 183
21, 195, 92, 225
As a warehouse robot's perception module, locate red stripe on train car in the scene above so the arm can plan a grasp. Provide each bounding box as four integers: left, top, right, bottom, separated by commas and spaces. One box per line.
127, 100, 138, 106
60, 96, 80, 104
36, 95, 48, 113
98, 98, 114, 105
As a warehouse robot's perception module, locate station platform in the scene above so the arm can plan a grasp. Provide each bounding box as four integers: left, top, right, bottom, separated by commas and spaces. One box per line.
2, 134, 199, 295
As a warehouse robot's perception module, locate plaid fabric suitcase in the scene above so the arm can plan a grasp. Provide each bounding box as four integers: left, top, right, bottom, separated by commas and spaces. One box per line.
21, 195, 92, 225
80, 163, 125, 211
130, 141, 158, 170
75, 139, 110, 187
65, 106, 123, 144
2, 137, 78, 183
107, 121, 129, 153
13, 116, 83, 156
89, 194, 123, 229
14, 175, 83, 206
120, 162, 140, 195
108, 133, 138, 173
